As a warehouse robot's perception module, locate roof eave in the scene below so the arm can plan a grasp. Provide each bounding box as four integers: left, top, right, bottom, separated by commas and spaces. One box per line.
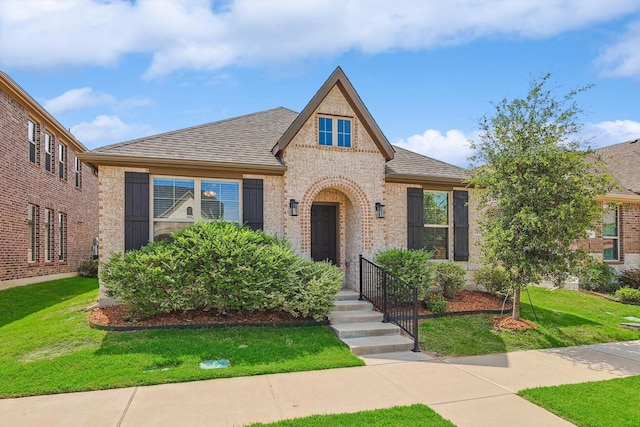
596, 193, 640, 202
385, 173, 469, 186
78, 153, 287, 176
0, 71, 88, 154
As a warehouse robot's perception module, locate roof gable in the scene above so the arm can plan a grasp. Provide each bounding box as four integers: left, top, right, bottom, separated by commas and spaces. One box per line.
271, 67, 394, 161
596, 138, 640, 197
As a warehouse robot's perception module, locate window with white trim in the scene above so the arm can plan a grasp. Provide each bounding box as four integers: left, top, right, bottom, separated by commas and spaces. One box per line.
74, 156, 82, 188
152, 177, 240, 241
28, 204, 39, 262
603, 206, 619, 261
58, 144, 66, 179
28, 120, 38, 163
44, 133, 53, 172
44, 209, 54, 262
423, 191, 449, 259
318, 116, 351, 147
58, 212, 67, 261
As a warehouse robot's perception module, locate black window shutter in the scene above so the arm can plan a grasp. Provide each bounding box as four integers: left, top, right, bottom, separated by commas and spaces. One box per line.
407, 188, 424, 250
124, 172, 150, 251
242, 178, 263, 231
453, 190, 469, 261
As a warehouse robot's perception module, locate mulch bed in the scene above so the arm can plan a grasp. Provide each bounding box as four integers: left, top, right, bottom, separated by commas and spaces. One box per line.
89, 290, 512, 329
89, 305, 318, 329
421, 290, 512, 315
493, 315, 537, 331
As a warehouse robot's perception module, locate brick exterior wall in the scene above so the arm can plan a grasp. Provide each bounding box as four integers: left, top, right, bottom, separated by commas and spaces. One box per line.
95, 83, 483, 296
0, 87, 98, 289
575, 201, 640, 270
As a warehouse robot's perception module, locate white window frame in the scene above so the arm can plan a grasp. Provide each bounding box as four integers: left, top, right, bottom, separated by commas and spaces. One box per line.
44, 209, 54, 262
58, 143, 66, 179
74, 156, 82, 188
150, 175, 242, 242
318, 115, 352, 148
28, 204, 38, 263
58, 212, 67, 262
602, 205, 620, 262
28, 120, 37, 163
423, 190, 451, 260
44, 133, 53, 172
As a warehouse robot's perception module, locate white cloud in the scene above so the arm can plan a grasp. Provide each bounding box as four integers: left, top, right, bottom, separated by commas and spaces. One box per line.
43, 88, 115, 114
395, 129, 476, 168
583, 119, 640, 147
71, 115, 153, 147
596, 20, 640, 78
1, 0, 639, 78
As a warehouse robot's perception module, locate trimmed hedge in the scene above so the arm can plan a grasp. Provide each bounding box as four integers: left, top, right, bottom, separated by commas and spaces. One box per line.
101, 221, 342, 320
375, 248, 434, 299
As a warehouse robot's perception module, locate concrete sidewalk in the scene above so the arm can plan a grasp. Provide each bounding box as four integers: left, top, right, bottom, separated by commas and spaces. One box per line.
1, 341, 639, 427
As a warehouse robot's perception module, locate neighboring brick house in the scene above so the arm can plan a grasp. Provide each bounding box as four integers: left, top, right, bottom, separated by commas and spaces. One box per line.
81, 67, 477, 304
0, 72, 99, 289
578, 139, 640, 270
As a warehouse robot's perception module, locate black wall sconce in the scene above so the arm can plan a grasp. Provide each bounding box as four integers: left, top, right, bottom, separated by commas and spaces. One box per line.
289, 199, 299, 216
375, 202, 385, 218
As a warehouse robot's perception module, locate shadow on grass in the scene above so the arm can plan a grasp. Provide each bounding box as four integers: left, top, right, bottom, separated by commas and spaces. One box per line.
94, 325, 345, 366
0, 277, 98, 327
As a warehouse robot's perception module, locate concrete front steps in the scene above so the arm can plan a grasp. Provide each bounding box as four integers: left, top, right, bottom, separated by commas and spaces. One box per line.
329, 290, 416, 356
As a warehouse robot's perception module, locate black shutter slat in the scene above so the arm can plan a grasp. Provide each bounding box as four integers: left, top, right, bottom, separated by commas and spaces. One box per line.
125, 172, 150, 251
453, 190, 469, 261
407, 188, 424, 250
242, 178, 263, 231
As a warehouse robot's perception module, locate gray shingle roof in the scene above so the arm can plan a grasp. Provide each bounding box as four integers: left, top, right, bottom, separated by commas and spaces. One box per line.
88, 107, 469, 182
91, 107, 298, 167
386, 145, 469, 181
596, 138, 640, 196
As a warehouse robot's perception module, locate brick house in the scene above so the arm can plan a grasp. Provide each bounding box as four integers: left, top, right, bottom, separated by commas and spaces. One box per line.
578, 139, 640, 270
82, 67, 478, 304
0, 72, 99, 289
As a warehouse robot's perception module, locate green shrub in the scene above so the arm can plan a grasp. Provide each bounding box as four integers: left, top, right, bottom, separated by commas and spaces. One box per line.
78, 258, 99, 277
579, 261, 619, 293
433, 261, 467, 299
615, 287, 640, 303
101, 221, 343, 320
618, 268, 640, 290
474, 265, 511, 299
424, 292, 449, 313
375, 248, 434, 300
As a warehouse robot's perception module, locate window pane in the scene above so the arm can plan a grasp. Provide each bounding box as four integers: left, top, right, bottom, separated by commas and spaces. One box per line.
424, 227, 448, 260
58, 213, 67, 261
319, 117, 332, 146
202, 180, 239, 222
602, 208, 618, 237
153, 178, 195, 219
337, 119, 351, 147
603, 239, 618, 261
153, 221, 193, 242
424, 192, 448, 225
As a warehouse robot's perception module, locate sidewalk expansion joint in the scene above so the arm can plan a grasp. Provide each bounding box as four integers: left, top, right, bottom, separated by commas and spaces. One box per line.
441, 360, 516, 394
428, 392, 514, 407
117, 386, 138, 427
265, 375, 284, 418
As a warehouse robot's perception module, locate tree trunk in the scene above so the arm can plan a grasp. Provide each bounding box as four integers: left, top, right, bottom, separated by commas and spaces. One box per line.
512, 284, 521, 320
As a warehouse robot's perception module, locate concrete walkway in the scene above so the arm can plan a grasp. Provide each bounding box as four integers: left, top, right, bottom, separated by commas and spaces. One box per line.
2, 341, 639, 427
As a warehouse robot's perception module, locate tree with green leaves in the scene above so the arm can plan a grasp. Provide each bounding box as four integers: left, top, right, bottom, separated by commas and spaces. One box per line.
467, 74, 614, 320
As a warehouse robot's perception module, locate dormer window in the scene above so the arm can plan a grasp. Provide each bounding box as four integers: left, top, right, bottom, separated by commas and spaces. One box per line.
318, 116, 351, 148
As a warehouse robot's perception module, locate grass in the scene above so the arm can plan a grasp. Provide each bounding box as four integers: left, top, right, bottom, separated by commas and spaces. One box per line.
0, 278, 363, 398
519, 376, 640, 427
246, 404, 456, 427
419, 286, 640, 356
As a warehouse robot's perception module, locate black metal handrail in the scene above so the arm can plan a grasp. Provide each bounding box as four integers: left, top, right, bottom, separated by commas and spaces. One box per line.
359, 255, 420, 352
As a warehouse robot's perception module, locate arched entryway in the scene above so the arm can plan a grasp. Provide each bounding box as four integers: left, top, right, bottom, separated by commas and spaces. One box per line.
300, 177, 372, 288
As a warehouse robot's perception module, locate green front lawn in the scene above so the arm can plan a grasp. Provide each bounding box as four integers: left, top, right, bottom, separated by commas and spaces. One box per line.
0, 278, 362, 398
519, 376, 640, 427
246, 404, 457, 427
419, 286, 640, 356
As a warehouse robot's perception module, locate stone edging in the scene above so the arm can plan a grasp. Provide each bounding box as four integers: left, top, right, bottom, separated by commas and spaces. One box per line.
90, 319, 330, 332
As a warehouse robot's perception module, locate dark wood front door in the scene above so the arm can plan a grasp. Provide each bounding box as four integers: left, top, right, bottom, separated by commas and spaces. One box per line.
311, 204, 337, 264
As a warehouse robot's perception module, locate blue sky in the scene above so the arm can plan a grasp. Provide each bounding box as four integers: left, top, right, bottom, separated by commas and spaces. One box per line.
1, 0, 639, 167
